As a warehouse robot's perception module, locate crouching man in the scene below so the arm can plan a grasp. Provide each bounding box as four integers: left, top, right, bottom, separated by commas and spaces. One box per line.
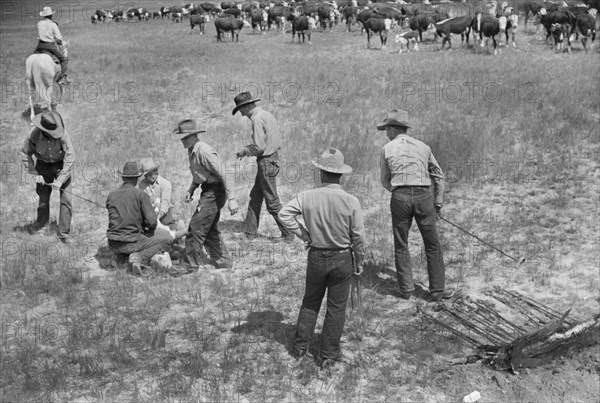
106, 161, 173, 275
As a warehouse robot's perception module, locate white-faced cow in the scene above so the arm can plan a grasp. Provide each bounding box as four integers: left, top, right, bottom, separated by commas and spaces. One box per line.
291, 15, 315, 44
250, 8, 269, 32
539, 8, 577, 46
215, 16, 245, 41
434, 16, 472, 50
160, 7, 170, 19
363, 18, 392, 49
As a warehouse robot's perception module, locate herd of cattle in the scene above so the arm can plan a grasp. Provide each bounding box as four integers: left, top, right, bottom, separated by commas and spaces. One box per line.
90, 0, 599, 53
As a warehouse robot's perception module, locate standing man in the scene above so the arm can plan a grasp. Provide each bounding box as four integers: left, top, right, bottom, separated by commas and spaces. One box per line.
20, 110, 75, 243
106, 161, 173, 275
137, 157, 177, 229
378, 109, 453, 302
173, 119, 238, 270
279, 148, 366, 369
232, 92, 293, 242
36, 6, 70, 85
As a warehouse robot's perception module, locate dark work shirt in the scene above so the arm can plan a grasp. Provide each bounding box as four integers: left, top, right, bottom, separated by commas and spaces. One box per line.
106, 183, 157, 242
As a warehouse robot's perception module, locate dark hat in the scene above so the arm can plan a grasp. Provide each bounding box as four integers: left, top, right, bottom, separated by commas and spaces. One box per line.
172, 119, 206, 140
232, 92, 260, 115
377, 109, 412, 130
311, 148, 353, 175
140, 158, 159, 175
32, 110, 65, 138
119, 161, 143, 178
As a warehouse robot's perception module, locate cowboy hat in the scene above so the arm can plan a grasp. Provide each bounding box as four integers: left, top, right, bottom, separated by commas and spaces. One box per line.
376, 109, 412, 130
232, 92, 261, 115
311, 148, 353, 175
39, 6, 54, 17
32, 110, 65, 138
118, 161, 143, 178
140, 158, 159, 175
172, 119, 206, 140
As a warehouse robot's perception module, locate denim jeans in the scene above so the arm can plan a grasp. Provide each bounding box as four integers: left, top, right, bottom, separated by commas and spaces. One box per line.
295, 249, 352, 361
108, 229, 172, 265
391, 186, 445, 294
243, 153, 291, 237
35, 41, 67, 75
35, 160, 72, 238
184, 182, 228, 267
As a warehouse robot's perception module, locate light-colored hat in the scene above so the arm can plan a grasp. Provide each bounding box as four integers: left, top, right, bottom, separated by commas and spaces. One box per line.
32, 110, 65, 138
172, 119, 206, 140
377, 109, 412, 130
311, 148, 353, 175
118, 161, 143, 178
140, 158, 159, 175
39, 6, 54, 17
232, 92, 261, 115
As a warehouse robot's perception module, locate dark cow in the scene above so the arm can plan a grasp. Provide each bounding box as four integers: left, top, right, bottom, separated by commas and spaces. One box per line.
550, 22, 573, 51
434, 16, 472, 50
201, 2, 221, 15
573, 13, 596, 51
153, 11, 161, 19
356, 9, 386, 34
369, 5, 403, 26
342, 6, 360, 32
363, 18, 392, 49
522, 1, 545, 28
268, 6, 294, 32
250, 8, 269, 32
190, 13, 208, 34
91, 9, 107, 23
471, 12, 501, 55
409, 15, 437, 42
215, 17, 245, 41
221, 1, 236, 10
224, 8, 241, 18
318, 5, 336, 31
160, 7, 171, 18
291, 15, 314, 44
540, 9, 577, 46
112, 9, 124, 22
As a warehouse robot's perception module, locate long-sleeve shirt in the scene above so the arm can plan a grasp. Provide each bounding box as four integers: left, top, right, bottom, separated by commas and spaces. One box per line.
279, 183, 366, 264
380, 135, 445, 207
239, 107, 282, 157
37, 19, 62, 43
188, 141, 234, 199
137, 175, 172, 216
106, 183, 157, 242
20, 127, 75, 185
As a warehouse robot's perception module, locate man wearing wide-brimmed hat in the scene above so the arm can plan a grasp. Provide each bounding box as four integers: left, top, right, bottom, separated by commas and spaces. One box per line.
378, 109, 453, 302
232, 92, 293, 242
137, 157, 178, 229
35, 6, 70, 85
20, 110, 75, 243
173, 119, 238, 271
279, 148, 366, 369
106, 161, 173, 275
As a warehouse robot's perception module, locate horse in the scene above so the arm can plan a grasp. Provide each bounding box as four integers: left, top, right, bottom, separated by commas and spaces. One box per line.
25, 41, 69, 121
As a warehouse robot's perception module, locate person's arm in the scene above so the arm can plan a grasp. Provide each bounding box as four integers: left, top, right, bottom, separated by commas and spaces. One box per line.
278, 195, 311, 243
53, 22, 63, 44
141, 192, 158, 231
237, 115, 267, 157
159, 179, 172, 218
54, 132, 74, 185
201, 149, 235, 200
20, 130, 37, 175
428, 152, 445, 208
379, 148, 392, 192
350, 199, 366, 266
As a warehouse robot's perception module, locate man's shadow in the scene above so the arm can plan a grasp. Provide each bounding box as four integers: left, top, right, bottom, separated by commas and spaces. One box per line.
360, 259, 431, 301
230, 311, 321, 359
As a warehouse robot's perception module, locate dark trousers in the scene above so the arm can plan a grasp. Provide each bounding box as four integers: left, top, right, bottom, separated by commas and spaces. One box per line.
108, 229, 172, 265
35, 41, 67, 75
184, 182, 228, 267
160, 208, 177, 229
35, 160, 72, 238
243, 154, 291, 237
295, 249, 353, 361
391, 187, 445, 294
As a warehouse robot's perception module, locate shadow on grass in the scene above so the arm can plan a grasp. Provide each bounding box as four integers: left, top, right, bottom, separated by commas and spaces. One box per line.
95, 245, 121, 271
230, 310, 319, 358
361, 260, 433, 301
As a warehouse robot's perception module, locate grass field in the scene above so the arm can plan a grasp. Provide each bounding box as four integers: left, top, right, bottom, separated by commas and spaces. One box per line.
1, 1, 599, 401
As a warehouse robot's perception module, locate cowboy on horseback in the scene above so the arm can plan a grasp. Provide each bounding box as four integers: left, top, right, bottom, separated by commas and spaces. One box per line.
35, 6, 71, 85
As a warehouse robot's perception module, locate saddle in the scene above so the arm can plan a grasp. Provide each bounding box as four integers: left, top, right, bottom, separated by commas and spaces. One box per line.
34, 49, 60, 64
